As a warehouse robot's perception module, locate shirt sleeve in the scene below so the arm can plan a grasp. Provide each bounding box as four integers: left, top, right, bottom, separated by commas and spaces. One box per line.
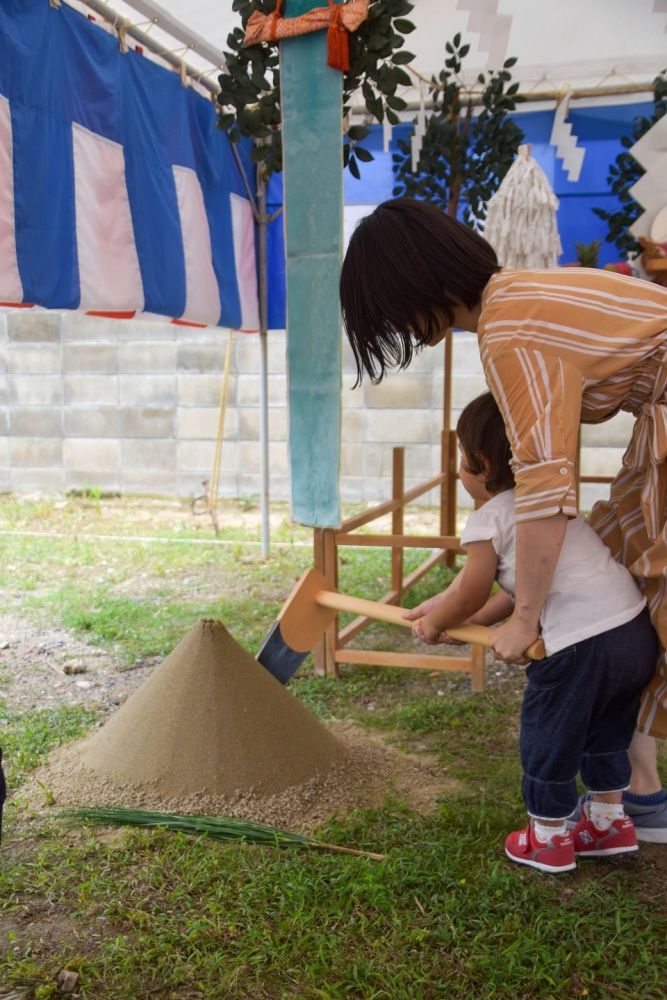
484, 348, 584, 522
460, 505, 503, 553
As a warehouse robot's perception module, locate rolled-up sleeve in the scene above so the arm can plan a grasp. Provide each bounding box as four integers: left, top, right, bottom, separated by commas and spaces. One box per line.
484, 348, 583, 522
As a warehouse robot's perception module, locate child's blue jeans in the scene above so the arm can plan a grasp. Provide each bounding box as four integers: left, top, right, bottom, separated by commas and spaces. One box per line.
520, 607, 658, 819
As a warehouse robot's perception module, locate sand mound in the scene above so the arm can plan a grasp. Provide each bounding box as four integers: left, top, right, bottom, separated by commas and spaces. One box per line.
79, 619, 346, 798
32, 722, 454, 834
26, 619, 457, 832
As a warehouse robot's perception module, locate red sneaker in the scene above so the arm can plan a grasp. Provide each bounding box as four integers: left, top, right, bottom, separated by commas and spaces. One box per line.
572, 807, 638, 857
505, 824, 576, 873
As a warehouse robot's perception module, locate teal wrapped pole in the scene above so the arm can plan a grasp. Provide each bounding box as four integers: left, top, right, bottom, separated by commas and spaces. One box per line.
281, 0, 342, 527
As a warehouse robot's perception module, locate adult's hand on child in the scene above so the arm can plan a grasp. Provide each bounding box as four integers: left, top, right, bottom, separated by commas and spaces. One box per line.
490, 615, 538, 665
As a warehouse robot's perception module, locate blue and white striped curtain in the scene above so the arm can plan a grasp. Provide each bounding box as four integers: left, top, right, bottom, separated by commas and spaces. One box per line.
0, 0, 259, 330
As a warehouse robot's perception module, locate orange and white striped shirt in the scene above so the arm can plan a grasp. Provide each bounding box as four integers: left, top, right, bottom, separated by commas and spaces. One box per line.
478, 268, 667, 522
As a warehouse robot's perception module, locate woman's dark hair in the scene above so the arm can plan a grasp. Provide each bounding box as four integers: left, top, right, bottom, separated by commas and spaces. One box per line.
456, 392, 515, 495
340, 198, 500, 385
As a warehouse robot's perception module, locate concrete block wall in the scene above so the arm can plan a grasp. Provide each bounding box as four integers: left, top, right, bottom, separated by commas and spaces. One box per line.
0, 311, 630, 510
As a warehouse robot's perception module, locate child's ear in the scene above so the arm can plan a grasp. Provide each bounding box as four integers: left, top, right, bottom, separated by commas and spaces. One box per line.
479, 454, 493, 480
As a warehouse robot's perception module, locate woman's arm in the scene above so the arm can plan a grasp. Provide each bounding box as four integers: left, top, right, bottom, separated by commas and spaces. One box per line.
414, 541, 498, 643
483, 349, 582, 660
490, 514, 567, 661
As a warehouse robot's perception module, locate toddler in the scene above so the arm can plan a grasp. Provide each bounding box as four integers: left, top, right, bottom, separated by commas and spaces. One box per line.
408, 393, 658, 873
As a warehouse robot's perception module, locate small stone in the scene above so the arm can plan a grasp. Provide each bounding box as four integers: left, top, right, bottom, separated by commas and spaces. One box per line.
63, 663, 88, 675
57, 969, 79, 992
75, 680, 92, 689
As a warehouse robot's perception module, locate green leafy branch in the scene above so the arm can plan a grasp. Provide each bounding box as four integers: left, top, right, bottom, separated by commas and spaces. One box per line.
392, 33, 524, 225
217, 0, 417, 179
593, 70, 667, 256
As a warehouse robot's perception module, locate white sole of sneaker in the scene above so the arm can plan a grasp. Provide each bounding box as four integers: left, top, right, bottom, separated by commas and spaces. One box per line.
505, 848, 576, 873
635, 827, 667, 843
576, 845, 638, 857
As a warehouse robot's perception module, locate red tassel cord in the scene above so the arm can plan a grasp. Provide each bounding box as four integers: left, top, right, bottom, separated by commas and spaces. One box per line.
327, 0, 350, 72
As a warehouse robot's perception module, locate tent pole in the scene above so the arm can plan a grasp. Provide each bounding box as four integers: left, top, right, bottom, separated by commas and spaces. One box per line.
257, 169, 270, 559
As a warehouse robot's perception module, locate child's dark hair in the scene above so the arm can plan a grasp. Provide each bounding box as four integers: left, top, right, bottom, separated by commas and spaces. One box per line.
456, 393, 515, 495
340, 198, 500, 385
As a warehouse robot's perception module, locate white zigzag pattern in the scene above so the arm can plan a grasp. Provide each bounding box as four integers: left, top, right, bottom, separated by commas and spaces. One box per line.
455, 0, 512, 70
550, 91, 585, 183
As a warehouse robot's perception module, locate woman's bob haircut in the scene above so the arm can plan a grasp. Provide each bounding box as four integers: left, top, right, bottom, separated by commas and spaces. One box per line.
340, 198, 500, 384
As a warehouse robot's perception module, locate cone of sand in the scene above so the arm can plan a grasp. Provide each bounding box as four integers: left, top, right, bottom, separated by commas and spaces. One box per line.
81, 620, 346, 797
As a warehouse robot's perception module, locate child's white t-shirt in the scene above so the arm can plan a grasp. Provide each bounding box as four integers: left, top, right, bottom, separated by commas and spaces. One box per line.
460, 490, 646, 656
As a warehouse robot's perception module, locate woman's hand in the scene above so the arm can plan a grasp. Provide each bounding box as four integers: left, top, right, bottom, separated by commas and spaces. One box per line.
490, 615, 539, 665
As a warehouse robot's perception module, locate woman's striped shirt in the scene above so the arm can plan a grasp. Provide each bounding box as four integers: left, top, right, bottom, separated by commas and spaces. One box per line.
478, 267, 667, 523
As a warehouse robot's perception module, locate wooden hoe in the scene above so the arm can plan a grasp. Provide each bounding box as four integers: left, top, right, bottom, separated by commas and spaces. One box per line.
256, 568, 546, 683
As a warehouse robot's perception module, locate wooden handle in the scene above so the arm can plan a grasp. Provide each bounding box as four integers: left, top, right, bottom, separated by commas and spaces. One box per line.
314, 589, 545, 660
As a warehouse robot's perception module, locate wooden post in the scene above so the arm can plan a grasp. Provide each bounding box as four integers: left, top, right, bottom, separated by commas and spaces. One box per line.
470, 642, 486, 693
312, 528, 327, 676
391, 447, 404, 602
442, 330, 457, 566
322, 527, 339, 677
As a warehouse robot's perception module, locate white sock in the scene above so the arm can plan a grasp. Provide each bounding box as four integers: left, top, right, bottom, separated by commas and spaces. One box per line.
533, 819, 567, 843
589, 801, 625, 832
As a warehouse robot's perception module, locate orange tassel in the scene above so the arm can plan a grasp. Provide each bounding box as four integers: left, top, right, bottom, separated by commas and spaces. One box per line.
269, 0, 283, 41
327, 2, 349, 72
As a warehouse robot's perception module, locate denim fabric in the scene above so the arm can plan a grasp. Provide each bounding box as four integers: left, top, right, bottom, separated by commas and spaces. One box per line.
520, 608, 658, 819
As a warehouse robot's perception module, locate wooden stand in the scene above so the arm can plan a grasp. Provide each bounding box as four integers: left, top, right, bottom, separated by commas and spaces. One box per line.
313, 331, 615, 691
312, 332, 483, 687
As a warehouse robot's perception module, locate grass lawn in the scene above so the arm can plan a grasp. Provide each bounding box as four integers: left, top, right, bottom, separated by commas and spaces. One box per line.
0, 496, 665, 1000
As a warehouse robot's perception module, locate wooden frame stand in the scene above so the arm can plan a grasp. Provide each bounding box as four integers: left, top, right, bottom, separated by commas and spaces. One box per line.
310, 331, 615, 693
312, 332, 488, 690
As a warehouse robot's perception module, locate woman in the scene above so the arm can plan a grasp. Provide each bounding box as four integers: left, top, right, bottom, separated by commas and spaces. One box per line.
339, 198, 667, 842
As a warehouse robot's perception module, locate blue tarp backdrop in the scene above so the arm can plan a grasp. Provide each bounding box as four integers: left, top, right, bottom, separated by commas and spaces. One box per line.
0, 0, 650, 333
0, 0, 258, 328
266, 101, 651, 329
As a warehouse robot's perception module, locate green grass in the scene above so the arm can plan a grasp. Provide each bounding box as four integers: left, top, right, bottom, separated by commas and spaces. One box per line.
0, 496, 665, 999
0, 702, 94, 787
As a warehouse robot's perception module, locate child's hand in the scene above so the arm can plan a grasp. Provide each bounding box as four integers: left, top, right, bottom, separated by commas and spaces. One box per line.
440, 631, 466, 645
413, 617, 448, 645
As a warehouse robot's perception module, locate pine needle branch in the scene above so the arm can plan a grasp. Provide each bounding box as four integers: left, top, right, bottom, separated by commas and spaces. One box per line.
61, 806, 385, 861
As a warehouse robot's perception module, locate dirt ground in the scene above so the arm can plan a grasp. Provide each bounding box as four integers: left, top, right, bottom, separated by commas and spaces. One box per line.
0, 497, 471, 719
2, 497, 665, 857
0, 613, 158, 716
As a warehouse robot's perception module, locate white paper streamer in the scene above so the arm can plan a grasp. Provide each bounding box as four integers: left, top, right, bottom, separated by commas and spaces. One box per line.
484, 144, 562, 268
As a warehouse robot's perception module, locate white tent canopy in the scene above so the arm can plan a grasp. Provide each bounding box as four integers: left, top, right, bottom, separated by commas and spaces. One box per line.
71, 0, 667, 105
